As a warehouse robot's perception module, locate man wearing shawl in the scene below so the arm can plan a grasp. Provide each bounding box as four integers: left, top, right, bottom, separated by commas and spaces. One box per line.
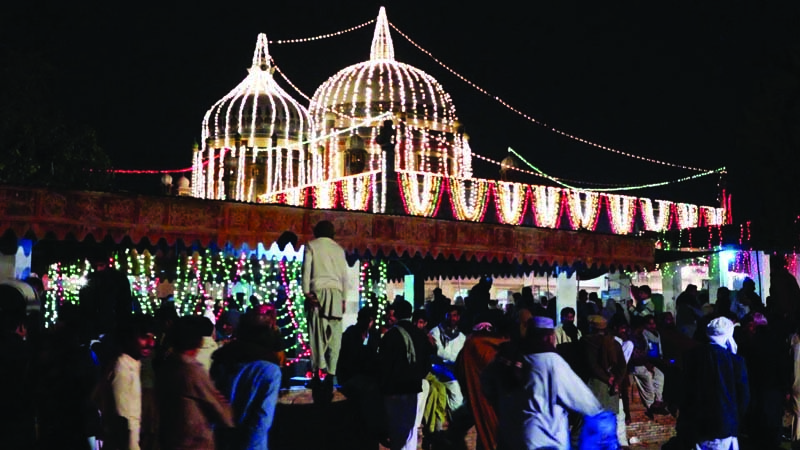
455, 322, 509, 450
677, 317, 750, 450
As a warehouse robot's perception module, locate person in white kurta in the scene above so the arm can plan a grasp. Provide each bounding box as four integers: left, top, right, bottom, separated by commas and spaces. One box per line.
105, 317, 156, 450
481, 316, 603, 450
112, 352, 142, 450
613, 322, 635, 447
302, 220, 351, 382
429, 305, 467, 421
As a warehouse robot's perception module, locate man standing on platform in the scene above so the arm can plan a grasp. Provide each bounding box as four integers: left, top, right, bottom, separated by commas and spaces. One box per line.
303, 220, 351, 403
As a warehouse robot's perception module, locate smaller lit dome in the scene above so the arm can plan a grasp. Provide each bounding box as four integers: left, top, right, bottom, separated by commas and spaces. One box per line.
177, 176, 190, 189
500, 155, 517, 169
202, 33, 311, 151
193, 34, 313, 201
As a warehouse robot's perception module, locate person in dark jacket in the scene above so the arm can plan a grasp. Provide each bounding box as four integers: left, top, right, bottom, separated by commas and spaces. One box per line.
379, 298, 432, 450
676, 316, 749, 449
0, 288, 35, 449
337, 306, 384, 440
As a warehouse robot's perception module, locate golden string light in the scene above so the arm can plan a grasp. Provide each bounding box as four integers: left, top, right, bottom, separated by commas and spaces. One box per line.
399, 171, 442, 217
341, 174, 375, 211
388, 22, 711, 172
268, 20, 375, 44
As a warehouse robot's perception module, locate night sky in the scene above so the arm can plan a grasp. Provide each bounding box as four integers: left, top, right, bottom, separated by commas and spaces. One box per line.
3, 1, 800, 226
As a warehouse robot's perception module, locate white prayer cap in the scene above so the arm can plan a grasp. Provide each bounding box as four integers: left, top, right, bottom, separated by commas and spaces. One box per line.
532, 316, 555, 330
707, 316, 738, 354
707, 316, 736, 337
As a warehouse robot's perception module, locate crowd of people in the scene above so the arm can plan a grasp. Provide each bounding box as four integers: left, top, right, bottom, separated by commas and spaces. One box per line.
333, 263, 800, 450
3, 227, 800, 450
0, 275, 285, 450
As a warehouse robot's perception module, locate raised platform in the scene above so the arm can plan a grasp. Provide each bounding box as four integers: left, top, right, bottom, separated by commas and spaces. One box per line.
272, 387, 377, 450
625, 375, 677, 446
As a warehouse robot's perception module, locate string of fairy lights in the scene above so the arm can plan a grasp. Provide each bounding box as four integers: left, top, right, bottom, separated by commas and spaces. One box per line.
266, 15, 710, 174
43, 248, 390, 366
267, 20, 375, 44
385, 21, 711, 173
506, 148, 727, 193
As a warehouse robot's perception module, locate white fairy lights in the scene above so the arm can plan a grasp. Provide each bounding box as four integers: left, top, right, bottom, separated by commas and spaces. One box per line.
184, 8, 728, 237
388, 22, 711, 173
268, 20, 375, 45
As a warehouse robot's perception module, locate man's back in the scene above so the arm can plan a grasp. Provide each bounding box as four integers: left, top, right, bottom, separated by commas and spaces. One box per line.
379, 321, 431, 395
482, 351, 602, 450
678, 343, 749, 443
226, 360, 282, 449
158, 354, 233, 450
302, 237, 348, 293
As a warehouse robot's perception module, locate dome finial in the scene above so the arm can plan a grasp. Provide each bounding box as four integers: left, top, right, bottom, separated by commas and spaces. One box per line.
251, 33, 272, 72
370, 6, 395, 61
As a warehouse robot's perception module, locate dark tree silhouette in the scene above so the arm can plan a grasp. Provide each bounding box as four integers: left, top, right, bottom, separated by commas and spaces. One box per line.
0, 48, 112, 189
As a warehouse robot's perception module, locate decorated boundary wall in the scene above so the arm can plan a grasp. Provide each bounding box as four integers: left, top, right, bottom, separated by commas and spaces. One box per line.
0, 186, 655, 270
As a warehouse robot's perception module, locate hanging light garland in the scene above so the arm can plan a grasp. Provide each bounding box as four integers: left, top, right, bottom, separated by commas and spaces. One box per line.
701, 206, 726, 227
605, 194, 637, 234
340, 173, 375, 211
532, 185, 563, 228
640, 198, 673, 232
493, 181, 529, 225
398, 172, 443, 217
565, 190, 601, 231
449, 178, 490, 222
675, 202, 700, 229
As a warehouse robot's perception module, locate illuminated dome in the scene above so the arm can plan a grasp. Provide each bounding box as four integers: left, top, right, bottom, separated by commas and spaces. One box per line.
192, 33, 311, 202
308, 7, 472, 180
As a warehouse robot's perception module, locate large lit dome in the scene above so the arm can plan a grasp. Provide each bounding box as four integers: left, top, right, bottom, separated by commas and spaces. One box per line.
308, 7, 471, 180
192, 33, 312, 202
